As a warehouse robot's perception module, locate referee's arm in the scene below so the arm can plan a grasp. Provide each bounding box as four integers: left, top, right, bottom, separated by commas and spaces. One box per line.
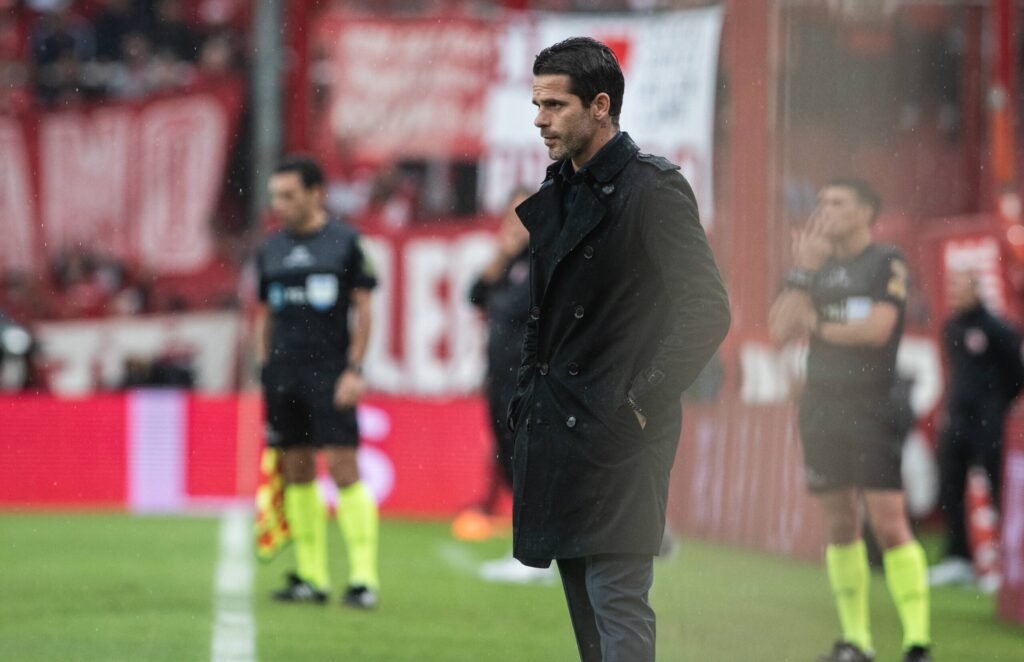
768, 289, 816, 345
816, 302, 899, 348
348, 288, 373, 370
334, 288, 373, 410
254, 303, 271, 366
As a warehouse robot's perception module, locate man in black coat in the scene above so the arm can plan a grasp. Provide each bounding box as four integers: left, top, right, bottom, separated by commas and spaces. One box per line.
930, 269, 1024, 588
507, 38, 730, 661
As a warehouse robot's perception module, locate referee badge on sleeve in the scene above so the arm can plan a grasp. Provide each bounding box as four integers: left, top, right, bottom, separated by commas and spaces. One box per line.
306, 274, 339, 310
887, 259, 908, 300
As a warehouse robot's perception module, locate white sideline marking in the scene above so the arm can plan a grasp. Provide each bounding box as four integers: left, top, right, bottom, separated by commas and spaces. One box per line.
211, 508, 256, 662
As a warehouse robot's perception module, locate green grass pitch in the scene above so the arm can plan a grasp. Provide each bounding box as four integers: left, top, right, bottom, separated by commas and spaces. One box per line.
1, 513, 1021, 661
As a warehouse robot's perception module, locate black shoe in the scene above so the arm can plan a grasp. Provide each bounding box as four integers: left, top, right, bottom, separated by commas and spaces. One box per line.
272, 572, 327, 604
902, 646, 931, 662
342, 585, 379, 610
817, 641, 875, 662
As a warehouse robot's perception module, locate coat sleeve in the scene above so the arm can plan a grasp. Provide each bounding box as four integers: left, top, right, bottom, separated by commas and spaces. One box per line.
506, 305, 537, 432
990, 315, 1024, 400
627, 175, 731, 413
468, 275, 490, 311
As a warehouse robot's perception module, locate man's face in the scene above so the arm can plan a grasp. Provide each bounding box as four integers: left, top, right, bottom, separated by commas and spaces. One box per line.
532, 74, 598, 163
814, 186, 872, 240
268, 172, 321, 229
946, 270, 979, 312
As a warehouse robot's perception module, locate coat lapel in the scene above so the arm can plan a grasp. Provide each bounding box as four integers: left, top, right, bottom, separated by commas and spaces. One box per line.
549, 184, 606, 272
515, 178, 561, 301
514, 132, 641, 304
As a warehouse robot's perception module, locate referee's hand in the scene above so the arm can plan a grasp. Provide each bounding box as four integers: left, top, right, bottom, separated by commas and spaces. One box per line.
334, 370, 365, 409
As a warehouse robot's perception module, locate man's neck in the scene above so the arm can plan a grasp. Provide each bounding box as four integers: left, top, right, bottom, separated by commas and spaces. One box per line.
290, 209, 328, 235
570, 126, 619, 172
833, 225, 872, 261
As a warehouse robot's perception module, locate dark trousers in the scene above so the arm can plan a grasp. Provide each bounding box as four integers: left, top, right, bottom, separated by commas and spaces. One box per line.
556, 554, 655, 662
939, 405, 1006, 559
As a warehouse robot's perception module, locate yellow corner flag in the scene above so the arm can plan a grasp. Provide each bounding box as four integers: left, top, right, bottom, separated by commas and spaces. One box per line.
255, 446, 291, 562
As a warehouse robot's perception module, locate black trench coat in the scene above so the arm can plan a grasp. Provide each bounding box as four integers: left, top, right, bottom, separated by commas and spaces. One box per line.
507, 133, 730, 566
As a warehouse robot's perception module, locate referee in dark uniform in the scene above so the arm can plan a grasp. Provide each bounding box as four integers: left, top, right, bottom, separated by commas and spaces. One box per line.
256, 156, 380, 608
769, 179, 930, 662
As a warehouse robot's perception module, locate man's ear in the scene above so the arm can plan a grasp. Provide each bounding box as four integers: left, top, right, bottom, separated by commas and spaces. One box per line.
590, 92, 611, 121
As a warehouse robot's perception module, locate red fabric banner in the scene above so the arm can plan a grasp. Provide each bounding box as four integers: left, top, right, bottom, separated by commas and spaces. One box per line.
310, 15, 498, 170
0, 392, 495, 519
0, 79, 245, 277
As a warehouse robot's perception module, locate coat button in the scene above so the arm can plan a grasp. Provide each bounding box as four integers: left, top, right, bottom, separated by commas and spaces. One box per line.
530, 306, 541, 320
583, 245, 594, 259
567, 362, 579, 376
538, 363, 549, 376
573, 305, 584, 319
566, 416, 577, 428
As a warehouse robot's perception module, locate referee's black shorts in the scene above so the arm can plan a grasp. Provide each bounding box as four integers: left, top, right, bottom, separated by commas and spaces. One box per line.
262, 361, 360, 448
798, 385, 904, 494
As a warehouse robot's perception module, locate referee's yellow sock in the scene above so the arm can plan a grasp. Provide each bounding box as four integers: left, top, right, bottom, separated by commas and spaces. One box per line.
883, 540, 931, 651
826, 540, 873, 653
337, 481, 380, 589
284, 482, 329, 590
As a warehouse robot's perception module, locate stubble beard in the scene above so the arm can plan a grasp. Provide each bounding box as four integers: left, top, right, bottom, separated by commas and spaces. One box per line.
546, 122, 590, 163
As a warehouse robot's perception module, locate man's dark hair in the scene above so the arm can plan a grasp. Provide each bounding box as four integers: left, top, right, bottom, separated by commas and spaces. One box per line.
829, 177, 882, 222
533, 37, 624, 122
274, 155, 325, 190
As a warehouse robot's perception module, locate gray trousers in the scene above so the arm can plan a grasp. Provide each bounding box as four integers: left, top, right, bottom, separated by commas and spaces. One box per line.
556, 554, 656, 662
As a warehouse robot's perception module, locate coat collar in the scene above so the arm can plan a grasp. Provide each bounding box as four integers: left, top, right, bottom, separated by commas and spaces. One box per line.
544, 131, 638, 185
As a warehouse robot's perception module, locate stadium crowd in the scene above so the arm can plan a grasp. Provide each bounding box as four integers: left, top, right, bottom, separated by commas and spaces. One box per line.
0, 0, 245, 113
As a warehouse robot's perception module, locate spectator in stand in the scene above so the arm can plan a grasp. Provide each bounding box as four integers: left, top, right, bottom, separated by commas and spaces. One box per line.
929, 269, 1024, 589
0, 58, 31, 115
92, 0, 140, 62
0, 270, 52, 322
107, 30, 151, 98
147, 0, 201, 62
48, 248, 142, 319
364, 166, 416, 229
28, 0, 95, 106
195, 29, 235, 80
0, 12, 31, 115
0, 308, 46, 392
120, 351, 195, 389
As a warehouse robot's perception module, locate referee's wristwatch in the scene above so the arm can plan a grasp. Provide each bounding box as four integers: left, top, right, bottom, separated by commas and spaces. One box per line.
784, 268, 815, 291
346, 361, 363, 376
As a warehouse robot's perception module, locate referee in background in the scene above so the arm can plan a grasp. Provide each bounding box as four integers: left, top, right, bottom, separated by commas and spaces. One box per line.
769, 179, 930, 662
255, 155, 380, 609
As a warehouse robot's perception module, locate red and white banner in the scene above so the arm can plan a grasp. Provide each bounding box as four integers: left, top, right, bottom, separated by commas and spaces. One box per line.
0, 80, 244, 276
309, 8, 724, 224
312, 15, 499, 165
359, 227, 494, 395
